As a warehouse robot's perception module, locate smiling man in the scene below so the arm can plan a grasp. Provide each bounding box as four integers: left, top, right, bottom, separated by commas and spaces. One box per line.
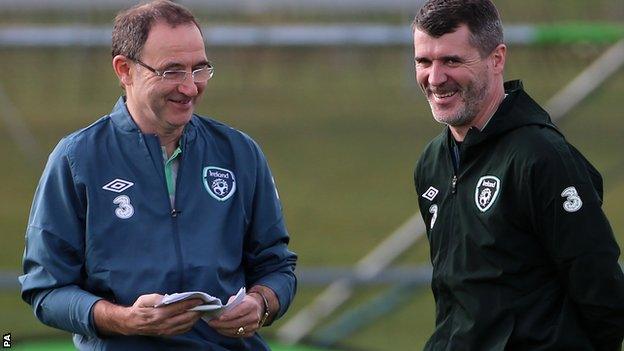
412, 0, 624, 350
19, 1, 296, 350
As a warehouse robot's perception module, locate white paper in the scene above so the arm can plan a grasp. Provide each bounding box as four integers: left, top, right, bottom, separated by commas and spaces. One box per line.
156, 287, 246, 320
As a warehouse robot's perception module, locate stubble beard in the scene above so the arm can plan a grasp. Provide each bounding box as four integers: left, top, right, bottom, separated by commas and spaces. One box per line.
428, 79, 488, 128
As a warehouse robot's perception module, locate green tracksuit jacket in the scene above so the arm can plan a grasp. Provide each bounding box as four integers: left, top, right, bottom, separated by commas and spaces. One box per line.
414, 80, 624, 350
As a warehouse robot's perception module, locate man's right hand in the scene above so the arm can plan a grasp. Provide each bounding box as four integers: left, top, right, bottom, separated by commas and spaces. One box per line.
93, 294, 203, 336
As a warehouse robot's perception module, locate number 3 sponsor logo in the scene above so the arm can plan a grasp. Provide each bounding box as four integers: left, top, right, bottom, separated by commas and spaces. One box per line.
561, 186, 582, 213
113, 195, 134, 219
429, 204, 438, 229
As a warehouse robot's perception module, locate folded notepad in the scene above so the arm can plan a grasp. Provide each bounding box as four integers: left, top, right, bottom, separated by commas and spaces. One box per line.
156, 287, 246, 320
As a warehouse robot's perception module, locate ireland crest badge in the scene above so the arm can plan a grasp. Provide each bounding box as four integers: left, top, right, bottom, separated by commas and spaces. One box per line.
203, 166, 236, 201
475, 175, 500, 212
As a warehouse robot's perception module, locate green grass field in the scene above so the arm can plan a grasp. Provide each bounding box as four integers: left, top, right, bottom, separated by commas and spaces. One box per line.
1, 2, 623, 349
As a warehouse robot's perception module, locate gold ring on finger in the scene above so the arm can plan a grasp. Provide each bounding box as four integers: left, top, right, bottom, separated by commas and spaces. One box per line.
236, 326, 245, 336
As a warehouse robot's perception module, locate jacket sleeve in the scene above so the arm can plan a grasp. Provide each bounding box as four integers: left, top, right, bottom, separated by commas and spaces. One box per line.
243, 140, 297, 322
19, 139, 102, 337
530, 139, 624, 350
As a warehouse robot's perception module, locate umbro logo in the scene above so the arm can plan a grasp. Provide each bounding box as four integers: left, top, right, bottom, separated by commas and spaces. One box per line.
422, 186, 439, 201
102, 178, 134, 193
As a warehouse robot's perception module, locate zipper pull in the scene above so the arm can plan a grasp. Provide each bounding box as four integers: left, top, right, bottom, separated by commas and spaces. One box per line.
171, 209, 181, 217
451, 175, 457, 194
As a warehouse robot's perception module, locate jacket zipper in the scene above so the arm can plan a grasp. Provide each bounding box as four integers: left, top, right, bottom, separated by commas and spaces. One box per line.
145, 132, 185, 290
451, 175, 458, 194
171, 136, 187, 289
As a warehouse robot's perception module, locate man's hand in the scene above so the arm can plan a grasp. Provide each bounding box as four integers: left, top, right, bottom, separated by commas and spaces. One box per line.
93, 294, 203, 336
207, 294, 264, 338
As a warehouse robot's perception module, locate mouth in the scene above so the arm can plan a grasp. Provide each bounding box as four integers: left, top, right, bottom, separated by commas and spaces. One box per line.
432, 90, 457, 99
169, 96, 192, 106
424, 85, 463, 107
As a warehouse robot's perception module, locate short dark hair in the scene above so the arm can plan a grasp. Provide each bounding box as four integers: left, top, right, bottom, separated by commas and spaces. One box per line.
412, 0, 504, 57
111, 0, 202, 60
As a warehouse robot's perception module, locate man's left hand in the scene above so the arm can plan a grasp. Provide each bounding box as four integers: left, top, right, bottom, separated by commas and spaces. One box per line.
207, 294, 264, 338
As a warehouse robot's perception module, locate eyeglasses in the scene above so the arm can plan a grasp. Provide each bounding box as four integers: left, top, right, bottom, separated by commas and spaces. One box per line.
134, 59, 214, 84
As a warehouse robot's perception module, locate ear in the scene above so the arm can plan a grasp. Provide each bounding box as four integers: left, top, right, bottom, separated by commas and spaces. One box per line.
490, 43, 506, 75
112, 55, 133, 88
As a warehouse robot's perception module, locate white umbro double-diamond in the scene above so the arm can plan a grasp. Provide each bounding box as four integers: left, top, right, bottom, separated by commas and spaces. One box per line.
422, 186, 439, 201
102, 178, 134, 193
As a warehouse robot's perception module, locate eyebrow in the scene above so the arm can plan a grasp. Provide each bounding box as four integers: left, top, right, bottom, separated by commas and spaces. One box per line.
414, 55, 464, 63
160, 60, 210, 71
441, 55, 464, 62
193, 59, 210, 68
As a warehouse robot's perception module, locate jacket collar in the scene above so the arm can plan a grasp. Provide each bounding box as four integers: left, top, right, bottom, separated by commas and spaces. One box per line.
451, 80, 561, 148
109, 96, 139, 132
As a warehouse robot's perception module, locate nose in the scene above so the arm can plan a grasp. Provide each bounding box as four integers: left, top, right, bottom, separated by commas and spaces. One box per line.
177, 75, 199, 96
428, 61, 447, 87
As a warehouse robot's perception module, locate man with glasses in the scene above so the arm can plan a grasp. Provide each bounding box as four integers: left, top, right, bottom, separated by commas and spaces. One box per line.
412, 0, 624, 349
20, 1, 297, 349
